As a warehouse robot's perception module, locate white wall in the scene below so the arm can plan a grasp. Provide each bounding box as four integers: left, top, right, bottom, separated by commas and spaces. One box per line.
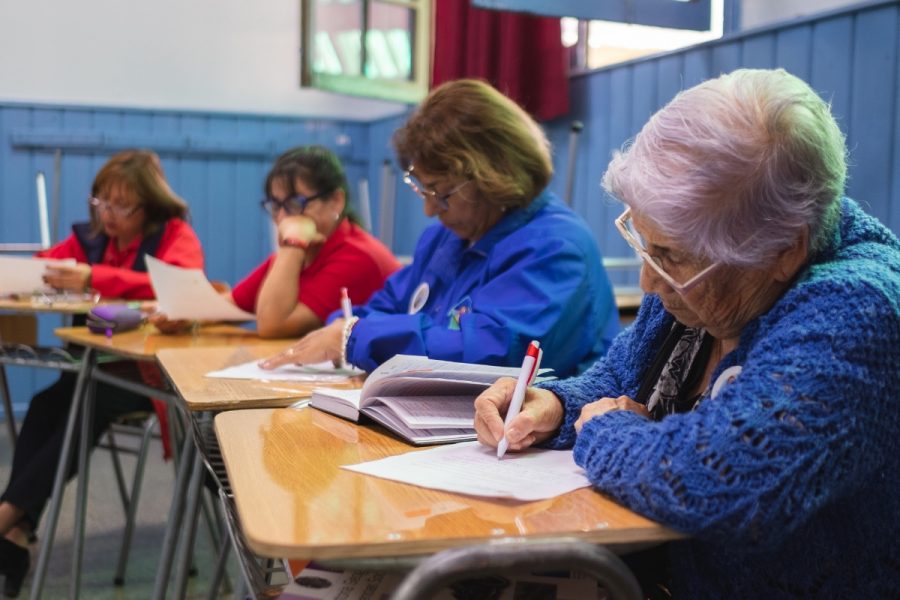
741, 0, 859, 29
0, 0, 405, 120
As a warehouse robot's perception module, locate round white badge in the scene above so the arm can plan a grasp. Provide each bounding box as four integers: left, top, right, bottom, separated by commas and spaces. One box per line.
408, 282, 430, 315
711, 365, 743, 399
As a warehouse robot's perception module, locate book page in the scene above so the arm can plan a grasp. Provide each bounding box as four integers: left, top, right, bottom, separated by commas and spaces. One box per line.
0, 256, 76, 295
206, 359, 362, 383
362, 355, 524, 395
342, 441, 591, 501
146, 255, 255, 321
374, 395, 474, 428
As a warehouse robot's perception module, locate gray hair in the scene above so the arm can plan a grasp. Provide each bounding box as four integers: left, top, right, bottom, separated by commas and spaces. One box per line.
602, 68, 847, 266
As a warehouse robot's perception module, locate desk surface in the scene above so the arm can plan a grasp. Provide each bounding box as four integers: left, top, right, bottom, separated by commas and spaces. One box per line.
54, 324, 259, 360
0, 297, 99, 315
215, 408, 680, 561
158, 345, 363, 411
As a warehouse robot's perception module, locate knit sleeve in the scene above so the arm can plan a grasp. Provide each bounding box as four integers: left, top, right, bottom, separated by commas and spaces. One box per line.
538, 299, 671, 449
572, 279, 900, 550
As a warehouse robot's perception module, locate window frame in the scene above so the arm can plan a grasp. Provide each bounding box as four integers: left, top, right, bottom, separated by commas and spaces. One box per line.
300, 0, 431, 104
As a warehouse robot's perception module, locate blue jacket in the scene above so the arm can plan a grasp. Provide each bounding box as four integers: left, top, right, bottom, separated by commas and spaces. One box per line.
541, 198, 900, 598
332, 190, 619, 376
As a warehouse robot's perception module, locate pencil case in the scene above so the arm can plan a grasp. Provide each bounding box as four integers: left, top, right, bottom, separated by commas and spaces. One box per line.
86, 304, 144, 336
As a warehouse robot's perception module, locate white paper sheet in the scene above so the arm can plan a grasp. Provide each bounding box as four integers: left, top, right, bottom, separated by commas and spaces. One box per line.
206, 358, 363, 382
0, 255, 75, 295
146, 255, 254, 321
342, 441, 591, 501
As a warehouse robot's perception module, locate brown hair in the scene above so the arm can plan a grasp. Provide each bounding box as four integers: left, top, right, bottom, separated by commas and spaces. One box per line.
90, 149, 189, 235
393, 79, 553, 210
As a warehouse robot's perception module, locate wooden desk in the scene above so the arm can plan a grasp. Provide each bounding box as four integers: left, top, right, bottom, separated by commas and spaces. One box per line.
157, 345, 363, 411
31, 323, 262, 599
54, 323, 258, 361
0, 297, 99, 315
216, 408, 681, 561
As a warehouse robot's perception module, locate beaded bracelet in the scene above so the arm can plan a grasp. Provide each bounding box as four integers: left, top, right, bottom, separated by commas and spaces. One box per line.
340, 316, 360, 369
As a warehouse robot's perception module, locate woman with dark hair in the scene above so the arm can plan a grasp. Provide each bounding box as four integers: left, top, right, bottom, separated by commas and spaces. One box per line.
262, 79, 619, 377
151, 145, 401, 338
0, 149, 203, 596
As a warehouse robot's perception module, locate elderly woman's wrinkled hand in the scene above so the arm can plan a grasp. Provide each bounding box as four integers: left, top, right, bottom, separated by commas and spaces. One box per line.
474, 378, 565, 452
259, 319, 344, 370
574, 395, 649, 433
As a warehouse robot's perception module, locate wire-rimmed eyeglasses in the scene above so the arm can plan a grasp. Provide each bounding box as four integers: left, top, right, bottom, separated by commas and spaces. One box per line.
88, 196, 141, 219
402, 165, 470, 211
614, 207, 720, 295
260, 189, 333, 218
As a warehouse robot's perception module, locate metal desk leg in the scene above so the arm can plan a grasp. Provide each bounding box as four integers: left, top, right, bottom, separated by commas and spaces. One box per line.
29, 348, 95, 600
173, 451, 205, 599
70, 370, 97, 599
0, 364, 17, 447
151, 417, 197, 600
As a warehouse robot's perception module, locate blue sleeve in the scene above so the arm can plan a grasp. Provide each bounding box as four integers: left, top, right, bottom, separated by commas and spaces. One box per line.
346, 232, 615, 375
539, 297, 670, 448
566, 281, 900, 549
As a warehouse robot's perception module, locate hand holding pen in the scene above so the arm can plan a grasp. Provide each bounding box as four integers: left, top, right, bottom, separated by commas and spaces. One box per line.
497, 341, 542, 458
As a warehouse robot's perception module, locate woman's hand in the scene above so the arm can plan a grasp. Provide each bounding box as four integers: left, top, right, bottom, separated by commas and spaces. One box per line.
43, 263, 92, 292
574, 395, 649, 433
259, 319, 344, 369
278, 215, 326, 247
474, 378, 565, 452
147, 311, 193, 335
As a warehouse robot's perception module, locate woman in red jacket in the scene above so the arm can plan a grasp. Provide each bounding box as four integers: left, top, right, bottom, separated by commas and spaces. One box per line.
0, 150, 203, 596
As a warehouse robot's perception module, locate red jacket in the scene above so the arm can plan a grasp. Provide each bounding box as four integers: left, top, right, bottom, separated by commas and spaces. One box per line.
37, 219, 203, 299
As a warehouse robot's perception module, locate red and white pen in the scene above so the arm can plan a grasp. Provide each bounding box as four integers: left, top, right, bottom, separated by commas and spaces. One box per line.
497, 340, 542, 459
340, 287, 353, 322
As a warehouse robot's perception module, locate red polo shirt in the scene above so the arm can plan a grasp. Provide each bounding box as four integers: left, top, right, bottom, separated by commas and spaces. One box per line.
231, 219, 400, 320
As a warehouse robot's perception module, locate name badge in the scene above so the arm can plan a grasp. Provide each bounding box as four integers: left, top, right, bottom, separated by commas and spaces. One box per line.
408, 282, 430, 315
711, 365, 742, 399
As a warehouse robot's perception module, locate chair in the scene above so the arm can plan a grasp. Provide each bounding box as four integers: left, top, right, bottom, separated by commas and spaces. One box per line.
391, 539, 643, 600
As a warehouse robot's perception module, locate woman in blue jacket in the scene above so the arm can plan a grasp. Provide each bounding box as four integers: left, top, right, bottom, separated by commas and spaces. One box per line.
262, 79, 618, 377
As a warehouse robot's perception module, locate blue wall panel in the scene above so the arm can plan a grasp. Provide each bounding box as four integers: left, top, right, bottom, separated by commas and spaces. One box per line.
544, 0, 900, 269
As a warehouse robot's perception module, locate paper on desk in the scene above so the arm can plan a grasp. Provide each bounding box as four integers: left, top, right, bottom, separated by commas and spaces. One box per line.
342, 441, 591, 501
0, 255, 76, 295
206, 358, 363, 382
146, 256, 254, 321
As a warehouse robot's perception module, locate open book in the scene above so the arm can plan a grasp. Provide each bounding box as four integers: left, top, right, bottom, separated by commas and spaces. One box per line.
310, 354, 551, 445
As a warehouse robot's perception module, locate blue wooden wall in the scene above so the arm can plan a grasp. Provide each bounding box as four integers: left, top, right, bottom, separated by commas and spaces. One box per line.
536, 0, 900, 284
3, 0, 899, 411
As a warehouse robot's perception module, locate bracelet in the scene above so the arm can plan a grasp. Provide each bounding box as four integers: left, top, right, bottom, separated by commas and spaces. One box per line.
340, 316, 360, 368
280, 237, 310, 249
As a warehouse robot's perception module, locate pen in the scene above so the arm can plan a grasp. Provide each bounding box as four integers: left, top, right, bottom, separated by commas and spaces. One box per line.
340, 287, 353, 322
497, 340, 542, 459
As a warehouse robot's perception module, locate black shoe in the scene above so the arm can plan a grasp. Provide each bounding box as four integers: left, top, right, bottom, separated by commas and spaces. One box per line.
0, 538, 29, 598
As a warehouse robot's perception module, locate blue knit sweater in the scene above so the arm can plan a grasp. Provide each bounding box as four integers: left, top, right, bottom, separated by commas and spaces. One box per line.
541, 199, 900, 598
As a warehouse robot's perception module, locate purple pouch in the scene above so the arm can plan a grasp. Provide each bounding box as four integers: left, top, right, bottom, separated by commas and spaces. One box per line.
86, 304, 143, 336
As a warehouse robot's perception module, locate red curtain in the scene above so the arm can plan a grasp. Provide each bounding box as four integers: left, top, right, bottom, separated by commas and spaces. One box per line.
432, 0, 570, 121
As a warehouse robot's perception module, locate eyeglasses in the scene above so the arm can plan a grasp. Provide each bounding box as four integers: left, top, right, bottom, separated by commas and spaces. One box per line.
260, 189, 333, 217
614, 207, 720, 295
88, 196, 141, 219
402, 166, 470, 211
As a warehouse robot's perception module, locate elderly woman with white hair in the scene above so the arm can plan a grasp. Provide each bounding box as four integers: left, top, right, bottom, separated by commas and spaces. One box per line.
474, 68, 900, 598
